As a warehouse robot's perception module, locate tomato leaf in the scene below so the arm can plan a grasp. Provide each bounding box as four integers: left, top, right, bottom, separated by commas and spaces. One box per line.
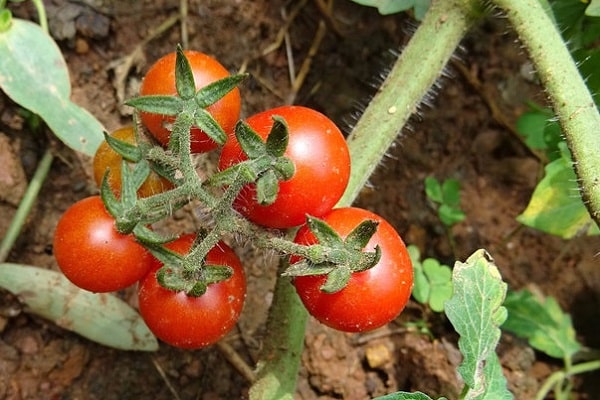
235, 120, 266, 159
0, 263, 158, 351
502, 290, 581, 359
174, 45, 196, 100
265, 116, 289, 157
517, 144, 600, 238
0, 18, 104, 155
444, 250, 511, 399
195, 73, 247, 108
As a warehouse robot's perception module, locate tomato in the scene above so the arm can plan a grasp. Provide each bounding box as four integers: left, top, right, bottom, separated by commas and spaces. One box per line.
291, 207, 413, 332
139, 50, 241, 153
53, 196, 153, 293
92, 126, 174, 198
138, 234, 246, 349
219, 106, 350, 229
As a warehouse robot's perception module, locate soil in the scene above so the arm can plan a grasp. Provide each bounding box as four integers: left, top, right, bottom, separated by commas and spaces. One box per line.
1, 1, 599, 399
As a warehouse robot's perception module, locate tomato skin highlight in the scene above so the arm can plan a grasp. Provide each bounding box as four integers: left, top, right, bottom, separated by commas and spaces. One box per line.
53, 196, 153, 293
219, 105, 351, 229
139, 50, 241, 153
292, 207, 413, 332
138, 234, 246, 349
92, 126, 173, 198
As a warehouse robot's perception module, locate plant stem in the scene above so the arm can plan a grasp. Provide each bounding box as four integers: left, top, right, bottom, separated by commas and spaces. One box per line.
0, 149, 53, 262
491, 0, 600, 226
338, 0, 483, 206
249, 1, 483, 397
534, 359, 600, 400
30, 0, 48, 33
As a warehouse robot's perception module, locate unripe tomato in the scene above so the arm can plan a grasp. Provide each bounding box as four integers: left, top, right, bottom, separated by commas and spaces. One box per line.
53, 196, 153, 292
139, 50, 241, 153
92, 126, 173, 198
138, 234, 246, 349
292, 207, 413, 332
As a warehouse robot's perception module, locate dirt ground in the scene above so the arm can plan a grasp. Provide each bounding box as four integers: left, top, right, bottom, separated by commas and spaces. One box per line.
1, 0, 599, 399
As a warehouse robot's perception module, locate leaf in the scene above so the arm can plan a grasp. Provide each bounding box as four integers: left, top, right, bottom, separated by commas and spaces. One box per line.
586, 0, 600, 17
441, 178, 461, 207
0, 263, 158, 351
517, 146, 600, 238
444, 250, 512, 399
349, 0, 431, 20
408, 245, 429, 304
439, 204, 466, 227
502, 290, 581, 359
424, 176, 443, 203
0, 18, 104, 155
422, 258, 453, 313
372, 391, 445, 400
515, 110, 551, 149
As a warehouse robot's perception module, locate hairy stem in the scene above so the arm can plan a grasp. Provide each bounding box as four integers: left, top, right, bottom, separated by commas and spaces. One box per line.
492, 0, 600, 225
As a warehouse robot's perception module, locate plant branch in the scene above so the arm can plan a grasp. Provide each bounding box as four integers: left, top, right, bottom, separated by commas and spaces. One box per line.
491, 0, 600, 226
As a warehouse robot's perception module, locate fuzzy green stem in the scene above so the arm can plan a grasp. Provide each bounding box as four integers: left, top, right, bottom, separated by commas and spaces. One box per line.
0, 149, 53, 262
249, 1, 483, 398
491, 0, 600, 226
338, 0, 483, 206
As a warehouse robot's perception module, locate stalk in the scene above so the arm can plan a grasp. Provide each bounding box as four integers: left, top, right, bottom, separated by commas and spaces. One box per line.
249, 1, 483, 397
491, 0, 600, 225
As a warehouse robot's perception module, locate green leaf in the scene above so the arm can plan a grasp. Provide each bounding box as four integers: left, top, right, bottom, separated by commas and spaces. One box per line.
438, 204, 466, 227
444, 250, 512, 399
515, 110, 551, 149
441, 178, 461, 207
424, 176, 443, 203
422, 258, 453, 313
408, 245, 430, 305
502, 290, 581, 359
175, 45, 196, 100
125, 95, 183, 116
517, 145, 600, 238
349, 0, 431, 20
0, 263, 158, 351
0, 19, 104, 155
586, 0, 600, 17
372, 391, 445, 400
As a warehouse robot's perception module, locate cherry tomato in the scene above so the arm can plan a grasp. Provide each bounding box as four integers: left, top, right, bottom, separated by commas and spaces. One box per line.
139, 50, 241, 153
53, 196, 153, 292
291, 207, 413, 332
92, 126, 174, 198
138, 234, 246, 349
219, 106, 350, 229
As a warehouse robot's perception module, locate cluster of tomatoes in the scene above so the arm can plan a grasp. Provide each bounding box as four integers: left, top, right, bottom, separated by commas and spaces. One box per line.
53, 50, 413, 349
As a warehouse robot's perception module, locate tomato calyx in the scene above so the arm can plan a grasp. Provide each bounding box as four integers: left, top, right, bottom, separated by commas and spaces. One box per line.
126, 45, 247, 149
283, 215, 382, 293
208, 116, 295, 205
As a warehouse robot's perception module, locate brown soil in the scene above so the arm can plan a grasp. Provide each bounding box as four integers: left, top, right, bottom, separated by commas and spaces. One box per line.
1, 1, 599, 399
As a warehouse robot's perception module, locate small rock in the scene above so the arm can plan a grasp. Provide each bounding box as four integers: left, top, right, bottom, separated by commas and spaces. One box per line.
365, 343, 391, 369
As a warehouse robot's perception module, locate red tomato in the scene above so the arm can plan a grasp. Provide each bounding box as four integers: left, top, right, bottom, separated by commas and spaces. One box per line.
139, 50, 241, 153
53, 196, 153, 292
138, 234, 246, 349
291, 207, 413, 332
219, 106, 350, 228
92, 126, 174, 198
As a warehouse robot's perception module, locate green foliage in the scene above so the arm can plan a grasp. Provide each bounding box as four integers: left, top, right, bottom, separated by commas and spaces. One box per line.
425, 176, 466, 227
502, 289, 581, 360
515, 103, 563, 160
373, 392, 446, 400
408, 245, 453, 312
444, 250, 512, 400
0, 263, 158, 351
517, 142, 599, 238
586, 0, 600, 16
349, 0, 431, 20
0, 16, 104, 155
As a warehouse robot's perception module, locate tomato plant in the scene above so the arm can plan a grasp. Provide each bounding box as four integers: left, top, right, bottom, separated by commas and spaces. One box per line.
139, 50, 241, 153
219, 105, 351, 229
138, 234, 246, 349
291, 207, 413, 332
93, 126, 174, 198
53, 196, 153, 292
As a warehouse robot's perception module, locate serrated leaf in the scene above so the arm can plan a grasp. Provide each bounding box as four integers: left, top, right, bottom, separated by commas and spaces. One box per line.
373, 391, 444, 400
0, 263, 158, 351
0, 19, 104, 155
517, 148, 600, 238
502, 290, 581, 359
444, 250, 512, 399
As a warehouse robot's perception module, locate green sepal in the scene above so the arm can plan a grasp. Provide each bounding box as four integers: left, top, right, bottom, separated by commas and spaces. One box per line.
305, 215, 344, 247
320, 265, 352, 294
266, 116, 289, 157
133, 224, 177, 246
283, 259, 335, 277
118, 159, 148, 210
345, 220, 379, 251
125, 95, 183, 116
99, 170, 123, 217
272, 157, 295, 181
102, 130, 143, 162
174, 45, 195, 100
235, 120, 266, 159
256, 169, 279, 205
156, 264, 187, 292
354, 245, 381, 272
193, 108, 227, 145
195, 73, 248, 108
0, 9, 12, 32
